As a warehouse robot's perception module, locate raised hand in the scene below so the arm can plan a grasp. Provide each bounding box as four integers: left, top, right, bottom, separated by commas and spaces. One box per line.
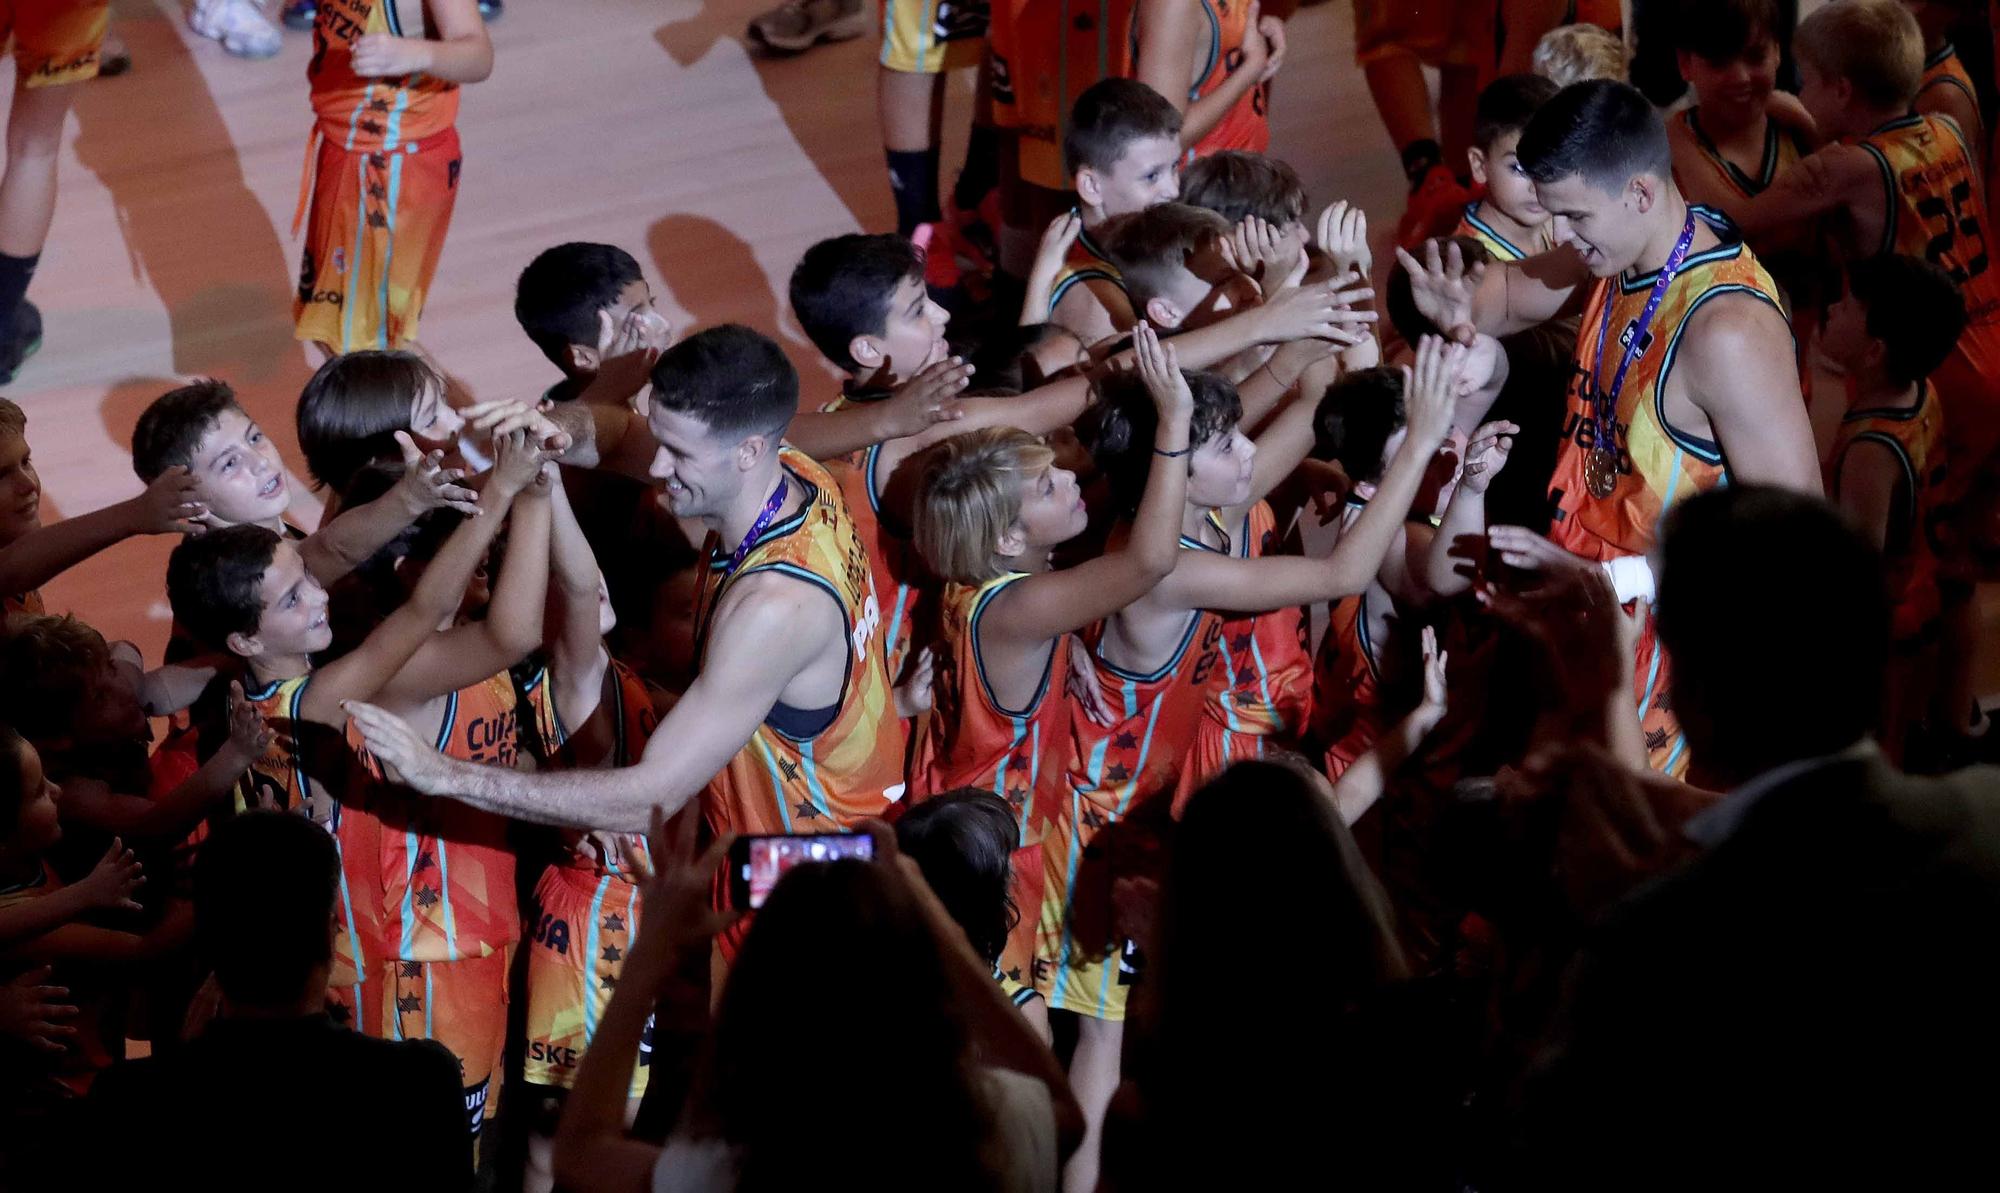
343, 700, 455, 795
125, 466, 209, 537
894, 646, 936, 720
1132, 321, 1194, 421
350, 32, 432, 78
1034, 210, 1083, 276
1231, 215, 1303, 291
1485, 524, 1591, 576
1458, 420, 1519, 495
583, 309, 668, 409
1316, 200, 1371, 282
1412, 625, 1448, 735
1257, 275, 1379, 345
1392, 238, 1484, 344
0, 967, 78, 1055
1404, 335, 1468, 451
392, 431, 481, 517
488, 428, 552, 499
881, 356, 974, 439
619, 807, 739, 990
225, 681, 275, 762
462, 399, 569, 454
1067, 634, 1117, 727
74, 839, 144, 913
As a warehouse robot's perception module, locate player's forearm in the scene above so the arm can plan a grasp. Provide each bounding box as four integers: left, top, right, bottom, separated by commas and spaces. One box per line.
547, 403, 632, 472
1332, 705, 1435, 825
1180, 69, 1260, 148
786, 406, 893, 462
422, 755, 694, 832
1317, 440, 1433, 599
0, 884, 100, 948
1127, 417, 1194, 579
1423, 491, 1486, 599
0, 501, 142, 600
416, 35, 493, 83
135, 744, 257, 838
408, 482, 514, 623
482, 494, 553, 663
140, 658, 223, 717
300, 488, 425, 584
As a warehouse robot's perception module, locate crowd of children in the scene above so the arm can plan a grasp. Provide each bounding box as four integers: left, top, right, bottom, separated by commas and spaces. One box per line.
4, 0, 2000, 1189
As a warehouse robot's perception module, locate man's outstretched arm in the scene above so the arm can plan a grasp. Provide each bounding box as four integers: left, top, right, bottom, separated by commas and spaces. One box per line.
345, 575, 831, 831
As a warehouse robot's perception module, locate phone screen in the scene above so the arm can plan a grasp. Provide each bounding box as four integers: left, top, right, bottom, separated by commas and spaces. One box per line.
733, 833, 875, 909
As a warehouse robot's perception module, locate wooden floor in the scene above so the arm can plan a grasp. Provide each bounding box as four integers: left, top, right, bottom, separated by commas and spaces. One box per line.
16, 0, 1999, 697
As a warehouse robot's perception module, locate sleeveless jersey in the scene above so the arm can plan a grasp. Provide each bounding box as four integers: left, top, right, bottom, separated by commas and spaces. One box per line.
3, 589, 42, 616
1048, 221, 1128, 317
1919, 43, 1985, 155
1548, 205, 1786, 561
1164, 0, 1269, 158
1672, 107, 1808, 202
826, 447, 926, 684
1454, 202, 1554, 262
1856, 113, 2000, 488
348, 674, 523, 966
1176, 503, 1312, 806
1311, 589, 1386, 782
913, 571, 1073, 832
308, 0, 459, 148
989, 0, 1138, 189
523, 658, 660, 881
1830, 380, 1947, 643
693, 448, 908, 839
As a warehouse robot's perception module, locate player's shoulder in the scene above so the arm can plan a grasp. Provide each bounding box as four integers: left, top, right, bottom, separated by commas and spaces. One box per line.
1681, 286, 1789, 347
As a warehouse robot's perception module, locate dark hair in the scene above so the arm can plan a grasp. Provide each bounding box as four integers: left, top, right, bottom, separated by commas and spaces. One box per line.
1102, 202, 1233, 309
1474, 73, 1561, 151
1135, 759, 1407, 1176
195, 811, 339, 1006
296, 350, 441, 492
324, 460, 468, 658
1082, 367, 1242, 512
167, 524, 284, 652
1673, 0, 1783, 61
514, 242, 645, 371
0, 397, 22, 438
131, 379, 243, 483
1846, 253, 1969, 386
1517, 80, 1674, 189
1387, 235, 1491, 343
1657, 486, 1889, 782
1063, 77, 1184, 177
697, 861, 999, 1192
1178, 151, 1308, 227
966, 323, 1074, 394
0, 615, 113, 743
1315, 368, 1407, 485
894, 790, 1021, 965
788, 234, 924, 372
649, 324, 799, 441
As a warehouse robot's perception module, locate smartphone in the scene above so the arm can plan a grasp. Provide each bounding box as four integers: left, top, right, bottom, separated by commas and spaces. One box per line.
728, 833, 875, 910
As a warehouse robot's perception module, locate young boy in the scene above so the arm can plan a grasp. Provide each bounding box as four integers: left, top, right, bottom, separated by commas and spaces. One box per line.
165, 430, 548, 1155
1455, 73, 1561, 262
1533, 20, 1629, 87
1667, 0, 1811, 217
294, 0, 493, 353
130, 380, 480, 588
1734, 0, 2000, 750
512, 243, 673, 407
1131, 0, 1286, 158
1817, 253, 1967, 762
1046, 78, 1186, 343
0, 397, 205, 617
1905, 0, 1986, 167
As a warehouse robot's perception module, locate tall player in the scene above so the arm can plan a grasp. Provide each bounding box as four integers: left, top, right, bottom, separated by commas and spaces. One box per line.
1398, 79, 1819, 780
1130, 0, 1287, 158
0, 0, 114, 381
342, 327, 907, 899
294, 0, 493, 354
1730, 0, 2000, 753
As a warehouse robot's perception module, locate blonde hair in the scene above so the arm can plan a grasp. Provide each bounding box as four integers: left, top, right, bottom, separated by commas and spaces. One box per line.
914, 428, 1057, 584
1533, 23, 1630, 86
1795, 0, 1924, 112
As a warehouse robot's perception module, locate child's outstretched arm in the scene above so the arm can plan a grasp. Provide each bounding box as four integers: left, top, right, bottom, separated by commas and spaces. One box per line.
0, 469, 205, 601
1331, 625, 1448, 825
350, 0, 493, 84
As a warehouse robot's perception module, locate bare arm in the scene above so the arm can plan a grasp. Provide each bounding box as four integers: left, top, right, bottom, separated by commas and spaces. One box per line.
377, 476, 554, 706
787, 357, 976, 462
1681, 296, 1822, 495
983, 325, 1192, 645
0, 842, 142, 947
1728, 143, 1872, 240
296, 436, 542, 724
0, 902, 192, 965
1024, 212, 1084, 325
346, 578, 834, 831
1332, 627, 1446, 824
1394, 239, 1590, 340
349, 0, 492, 83
544, 470, 613, 731
1833, 440, 1900, 553
298, 435, 478, 584
0, 468, 204, 600
1422, 420, 1516, 599
1136, 0, 1273, 149
58, 699, 264, 840
538, 402, 659, 482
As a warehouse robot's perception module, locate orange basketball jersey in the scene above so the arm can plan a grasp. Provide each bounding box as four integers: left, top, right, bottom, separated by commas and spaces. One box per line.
990, 0, 1138, 189
825, 448, 926, 685
1048, 222, 1128, 316
1453, 203, 1554, 263
1830, 380, 1947, 643
1311, 586, 1388, 783
1177, 502, 1311, 808
694, 449, 909, 839
1135, 0, 1268, 158
522, 658, 660, 880
308, 0, 459, 148
1918, 43, 1986, 157
1548, 206, 1786, 562
1672, 107, 1808, 202
1856, 114, 2000, 501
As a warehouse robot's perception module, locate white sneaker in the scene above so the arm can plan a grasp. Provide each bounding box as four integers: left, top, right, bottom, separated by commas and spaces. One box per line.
189, 0, 282, 60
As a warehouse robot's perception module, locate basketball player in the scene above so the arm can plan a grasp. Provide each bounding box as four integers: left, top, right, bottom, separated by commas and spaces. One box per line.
1130, 0, 1286, 158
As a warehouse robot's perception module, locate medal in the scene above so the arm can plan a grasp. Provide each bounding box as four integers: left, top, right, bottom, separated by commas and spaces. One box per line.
723, 478, 789, 577
1585, 446, 1620, 498
1582, 210, 1699, 502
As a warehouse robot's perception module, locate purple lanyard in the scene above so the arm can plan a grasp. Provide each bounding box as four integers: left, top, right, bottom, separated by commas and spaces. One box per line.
723, 479, 789, 577
1589, 210, 1698, 445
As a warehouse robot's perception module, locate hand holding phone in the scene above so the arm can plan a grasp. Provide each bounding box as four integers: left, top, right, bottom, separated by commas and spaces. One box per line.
728, 833, 876, 910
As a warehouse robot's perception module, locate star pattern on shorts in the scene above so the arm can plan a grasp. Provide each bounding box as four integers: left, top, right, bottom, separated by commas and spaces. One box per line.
396, 994, 422, 1014
1105, 762, 1130, 783
1645, 728, 1670, 752
602, 913, 625, 932
602, 944, 622, 963
414, 887, 440, 909
1006, 784, 1029, 810
1081, 808, 1107, 830
599, 974, 616, 990
794, 800, 823, 822
412, 850, 434, 873
1231, 633, 1253, 655
1005, 967, 1023, 984
399, 961, 423, 979
328, 1002, 351, 1026
1113, 732, 1139, 751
